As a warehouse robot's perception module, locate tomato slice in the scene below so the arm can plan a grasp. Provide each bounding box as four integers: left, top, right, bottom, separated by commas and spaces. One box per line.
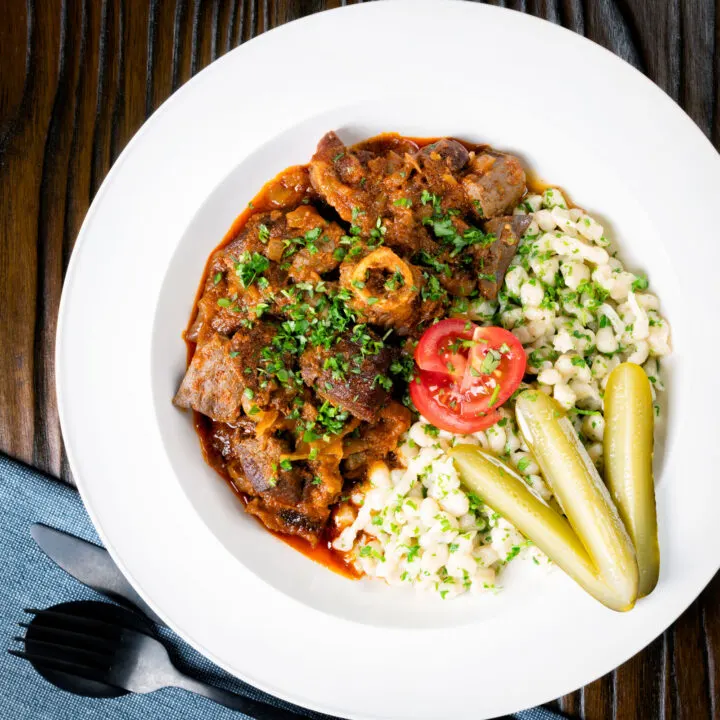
414, 318, 474, 378
411, 320, 526, 434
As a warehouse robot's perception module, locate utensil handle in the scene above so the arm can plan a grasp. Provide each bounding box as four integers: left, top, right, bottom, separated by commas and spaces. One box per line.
173, 673, 307, 719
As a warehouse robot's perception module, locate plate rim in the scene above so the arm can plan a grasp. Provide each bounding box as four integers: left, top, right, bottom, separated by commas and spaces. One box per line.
56, 2, 720, 718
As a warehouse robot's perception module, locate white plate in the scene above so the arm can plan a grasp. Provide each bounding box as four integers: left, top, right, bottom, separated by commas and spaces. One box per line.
57, 2, 720, 718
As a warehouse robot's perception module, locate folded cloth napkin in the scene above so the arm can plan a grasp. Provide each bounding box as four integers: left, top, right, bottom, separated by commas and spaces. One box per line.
0, 453, 564, 720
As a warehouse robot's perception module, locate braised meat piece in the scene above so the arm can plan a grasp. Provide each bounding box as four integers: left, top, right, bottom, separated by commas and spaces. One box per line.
284, 205, 344, 282
173, 334, 247, 423
310, 132, 526, 254
190, 213, 289, 333
475, 215, 532, 300
342, 402, 412, 479
462, 150, 527, 219
299, 332, 394, 422
228, 433, 343, 544
229, 321, 291, 410
185, 270, 240, 341
233, 434, 293, 493
309, 131, 434, 254
186, 215, 276, 339
307, 454, 344, 511
175, 320, 290, 421
416, 138, 470, 173
195, 206, 347, 326
308, 131, 372, 229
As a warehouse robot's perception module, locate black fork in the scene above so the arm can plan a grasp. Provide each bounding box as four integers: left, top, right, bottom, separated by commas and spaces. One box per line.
9, 601, 307, 719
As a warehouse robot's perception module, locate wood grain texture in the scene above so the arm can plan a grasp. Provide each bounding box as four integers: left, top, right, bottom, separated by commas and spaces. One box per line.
0, 1, 718, 718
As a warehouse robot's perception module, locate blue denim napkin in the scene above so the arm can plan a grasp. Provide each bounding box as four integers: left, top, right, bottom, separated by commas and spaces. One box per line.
0, 453, 564, 720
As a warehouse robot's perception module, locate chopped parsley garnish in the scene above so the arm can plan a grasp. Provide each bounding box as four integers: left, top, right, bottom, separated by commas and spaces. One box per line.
234, 252, 270, 288
420, 189, 441, 210
298, 400, 350, 442
368, 216, 386, 244
258, 224, 270, 243
359, 545, 384, 561
631, 274, 649, 292
415, 250, 451, 277
284, 226, 324, 257
479, 349, 501, 375
384, 270, 405, 291
419, 190, 495, 256
420, 272, 446, 302
372, 374, 393, 391
568, 407, 601, 417
405, 543, 421, 562
389, 354, 415, 383
392, 197, 412, 208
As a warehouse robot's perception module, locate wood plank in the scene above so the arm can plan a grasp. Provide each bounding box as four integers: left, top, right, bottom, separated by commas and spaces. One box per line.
613, 636, 664, 718
32, 0, 85, 479
672, 599, 712, 720
0, 0, 62, 468
701, 573, 720, 720
581, 674, 613, 720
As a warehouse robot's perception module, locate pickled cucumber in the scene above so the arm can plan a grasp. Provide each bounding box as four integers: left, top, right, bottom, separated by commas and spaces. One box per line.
451, 389, 639, 611
604, 363, 659, 597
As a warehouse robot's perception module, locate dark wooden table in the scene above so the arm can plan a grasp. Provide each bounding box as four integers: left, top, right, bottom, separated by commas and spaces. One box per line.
1, 1, 718, 718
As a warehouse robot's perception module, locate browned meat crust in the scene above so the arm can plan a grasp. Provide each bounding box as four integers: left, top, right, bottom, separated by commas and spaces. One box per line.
476, 215, 532, 300
416, 138, 470, 173
463, 151, 527, 219
299, 332, 395, 423
342, 402, 412, 480
228, 434, 343, 544
173, 334, 246, 423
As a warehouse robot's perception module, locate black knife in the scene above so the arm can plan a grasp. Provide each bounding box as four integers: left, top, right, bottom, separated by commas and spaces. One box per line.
30, 523, 166, 627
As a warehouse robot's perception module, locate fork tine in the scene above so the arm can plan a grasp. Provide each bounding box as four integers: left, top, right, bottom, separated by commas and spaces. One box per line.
14, 637, 112, 668
29, 609, 123, 638
8, 649, 111, 685
18, 623, 117, 655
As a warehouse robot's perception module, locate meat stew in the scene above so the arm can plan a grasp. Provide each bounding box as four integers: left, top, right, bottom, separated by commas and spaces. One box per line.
174, 131, 528, 570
